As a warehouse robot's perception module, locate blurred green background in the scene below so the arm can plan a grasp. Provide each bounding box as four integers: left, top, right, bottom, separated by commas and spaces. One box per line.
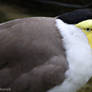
0, 0, 92, 92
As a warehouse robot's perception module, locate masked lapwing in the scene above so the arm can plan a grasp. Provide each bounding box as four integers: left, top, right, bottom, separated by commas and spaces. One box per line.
0, 10, 92, 92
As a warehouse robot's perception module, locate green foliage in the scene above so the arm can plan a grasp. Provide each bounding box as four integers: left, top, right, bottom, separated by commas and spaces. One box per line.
0, 11, 9, 23
0, 4, 30, 23
78, 78, 92, 92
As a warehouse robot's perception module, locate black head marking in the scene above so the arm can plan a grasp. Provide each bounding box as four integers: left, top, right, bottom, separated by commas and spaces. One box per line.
57, 9, 92, 24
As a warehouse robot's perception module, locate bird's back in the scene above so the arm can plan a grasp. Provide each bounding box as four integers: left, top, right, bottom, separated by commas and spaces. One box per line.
0, 17, 68, 92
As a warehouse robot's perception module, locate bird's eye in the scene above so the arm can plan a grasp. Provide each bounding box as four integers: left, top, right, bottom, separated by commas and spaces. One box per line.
86, 28, 90, 32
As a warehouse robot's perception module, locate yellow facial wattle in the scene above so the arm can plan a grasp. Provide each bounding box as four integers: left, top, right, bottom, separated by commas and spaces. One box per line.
75, 19, 92, 48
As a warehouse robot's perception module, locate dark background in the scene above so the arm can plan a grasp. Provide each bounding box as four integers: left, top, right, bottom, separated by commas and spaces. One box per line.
0, 0, 92, 22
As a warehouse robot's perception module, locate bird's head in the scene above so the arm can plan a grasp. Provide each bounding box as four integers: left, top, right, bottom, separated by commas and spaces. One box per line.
76, 20, 92, 48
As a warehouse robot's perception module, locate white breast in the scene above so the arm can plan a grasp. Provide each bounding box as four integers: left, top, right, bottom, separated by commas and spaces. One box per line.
47, 19, 92, 92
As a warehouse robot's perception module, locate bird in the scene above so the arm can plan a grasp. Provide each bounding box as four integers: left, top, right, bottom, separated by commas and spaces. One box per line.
0, 9, 92, 92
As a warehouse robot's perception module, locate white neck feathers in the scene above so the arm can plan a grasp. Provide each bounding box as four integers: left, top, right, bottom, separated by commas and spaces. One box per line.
48, 19, 92, 92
